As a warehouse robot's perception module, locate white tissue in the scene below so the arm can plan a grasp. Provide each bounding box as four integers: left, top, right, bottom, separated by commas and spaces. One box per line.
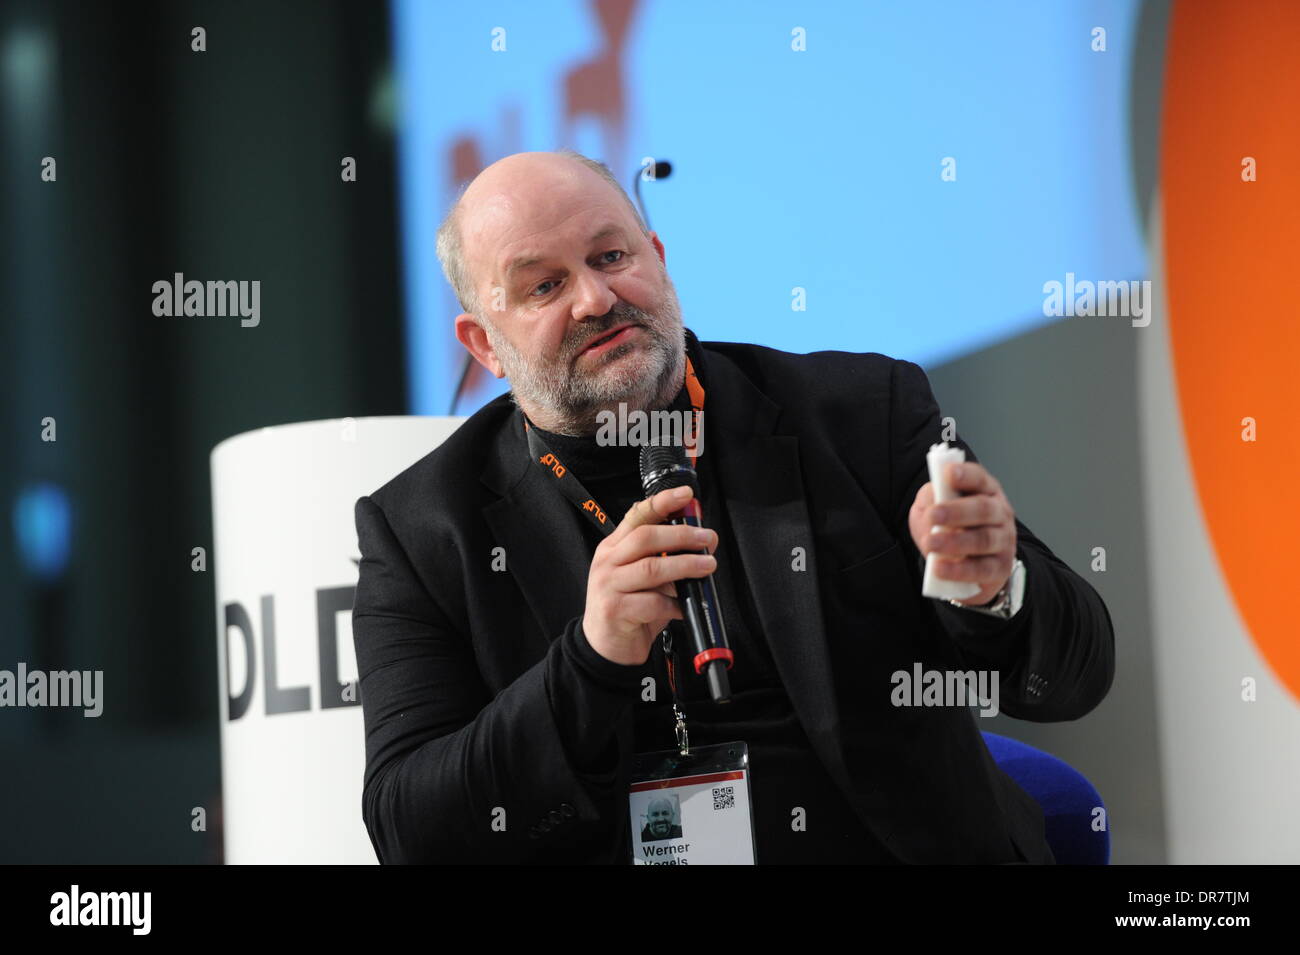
921, 442, 981, 600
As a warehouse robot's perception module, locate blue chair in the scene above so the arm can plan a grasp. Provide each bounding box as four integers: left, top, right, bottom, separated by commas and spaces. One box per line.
982, 731, 1109, 864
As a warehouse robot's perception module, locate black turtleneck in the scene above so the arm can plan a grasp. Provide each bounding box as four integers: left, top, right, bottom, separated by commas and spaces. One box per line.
527, 348, 899, 864
524, 424, 646, 527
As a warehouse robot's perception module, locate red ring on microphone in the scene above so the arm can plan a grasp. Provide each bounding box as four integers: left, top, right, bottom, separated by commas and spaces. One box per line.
694, 647, 733, 673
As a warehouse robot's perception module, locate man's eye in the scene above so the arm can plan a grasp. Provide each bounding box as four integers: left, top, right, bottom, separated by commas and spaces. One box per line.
529, 252, 623, 297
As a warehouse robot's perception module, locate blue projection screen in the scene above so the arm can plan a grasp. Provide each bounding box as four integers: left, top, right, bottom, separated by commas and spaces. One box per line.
391, 0, 1146, 414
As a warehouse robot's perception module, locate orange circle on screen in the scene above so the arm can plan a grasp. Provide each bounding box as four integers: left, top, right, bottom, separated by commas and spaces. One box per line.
1161, 1, 1300, 699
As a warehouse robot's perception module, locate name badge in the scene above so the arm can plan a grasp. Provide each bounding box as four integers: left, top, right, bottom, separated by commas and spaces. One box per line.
629, 741, 755, 865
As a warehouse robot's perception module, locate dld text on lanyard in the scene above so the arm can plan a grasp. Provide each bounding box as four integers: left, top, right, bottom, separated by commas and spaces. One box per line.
522, 355, 706, 755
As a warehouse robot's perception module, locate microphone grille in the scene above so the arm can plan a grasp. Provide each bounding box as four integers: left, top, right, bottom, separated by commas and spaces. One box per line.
639, 443, 696, 496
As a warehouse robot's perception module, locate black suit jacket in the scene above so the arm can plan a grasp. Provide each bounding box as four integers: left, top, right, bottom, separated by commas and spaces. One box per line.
351, 331, 1115, 864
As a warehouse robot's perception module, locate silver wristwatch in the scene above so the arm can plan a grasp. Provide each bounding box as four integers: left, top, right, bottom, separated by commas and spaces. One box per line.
947, 558, 1026, 619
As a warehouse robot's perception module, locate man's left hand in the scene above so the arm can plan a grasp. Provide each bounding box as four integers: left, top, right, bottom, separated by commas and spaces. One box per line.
908, 461, 1017, 607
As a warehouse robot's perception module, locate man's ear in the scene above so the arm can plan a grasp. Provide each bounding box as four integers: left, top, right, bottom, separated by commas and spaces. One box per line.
647, 230, 666, 266
454, 313, 505, 379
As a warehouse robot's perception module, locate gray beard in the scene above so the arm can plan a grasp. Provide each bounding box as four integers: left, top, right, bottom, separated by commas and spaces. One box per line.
484, 298, 687, 436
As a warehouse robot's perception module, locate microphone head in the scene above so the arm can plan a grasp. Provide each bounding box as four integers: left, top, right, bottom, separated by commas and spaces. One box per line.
653, 160, 672, 179
639, 442, 697, 497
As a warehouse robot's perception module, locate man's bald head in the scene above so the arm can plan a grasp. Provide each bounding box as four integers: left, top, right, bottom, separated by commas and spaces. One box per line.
646, 796, 677, 838
436, 150, 648, 318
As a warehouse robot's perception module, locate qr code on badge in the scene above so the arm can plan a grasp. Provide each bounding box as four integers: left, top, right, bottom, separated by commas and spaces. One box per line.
712, 786, 735, 810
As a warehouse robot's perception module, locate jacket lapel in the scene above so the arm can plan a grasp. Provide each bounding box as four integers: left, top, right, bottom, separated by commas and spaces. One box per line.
700, 350, 863, 803
480, 408, 593, 656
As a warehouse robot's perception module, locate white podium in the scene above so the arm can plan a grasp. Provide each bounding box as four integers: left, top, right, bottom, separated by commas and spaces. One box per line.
210, 416, 466, 863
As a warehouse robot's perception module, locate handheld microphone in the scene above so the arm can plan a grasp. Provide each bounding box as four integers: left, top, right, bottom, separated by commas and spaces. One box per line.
639, 443, 732, 703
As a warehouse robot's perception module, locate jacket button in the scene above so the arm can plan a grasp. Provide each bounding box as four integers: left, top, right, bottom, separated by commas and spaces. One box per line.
560, 803, 576, 817
549, 810, 564, 825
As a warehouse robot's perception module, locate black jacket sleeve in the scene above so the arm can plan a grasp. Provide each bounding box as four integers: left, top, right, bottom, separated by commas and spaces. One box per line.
351, 495, 644, 864
887, 358, 1115, 722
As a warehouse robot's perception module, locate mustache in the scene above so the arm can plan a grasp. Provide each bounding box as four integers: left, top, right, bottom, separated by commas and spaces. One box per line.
569, 306, 655, 355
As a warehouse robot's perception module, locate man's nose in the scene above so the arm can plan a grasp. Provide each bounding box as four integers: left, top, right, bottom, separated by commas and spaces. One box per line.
569, 265, 618, 322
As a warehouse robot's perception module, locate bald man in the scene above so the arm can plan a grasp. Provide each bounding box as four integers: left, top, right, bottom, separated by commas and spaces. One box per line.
641, 797, 683, 843
351, 149, 1115, 864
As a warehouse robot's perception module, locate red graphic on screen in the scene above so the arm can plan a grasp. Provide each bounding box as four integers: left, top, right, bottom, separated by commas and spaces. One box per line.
446, 0, 640, 409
